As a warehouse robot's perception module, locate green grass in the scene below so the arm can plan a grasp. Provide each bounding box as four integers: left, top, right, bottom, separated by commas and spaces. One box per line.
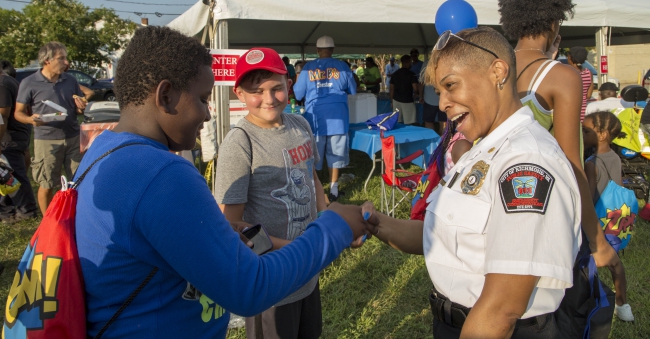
1, 149, 649, 338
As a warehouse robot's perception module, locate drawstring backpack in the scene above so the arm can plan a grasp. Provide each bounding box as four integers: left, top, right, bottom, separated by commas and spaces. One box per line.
366, 110, 399, 131
3, 143, 157, 339
410, 159, 442, 221
593, 157, 637, 252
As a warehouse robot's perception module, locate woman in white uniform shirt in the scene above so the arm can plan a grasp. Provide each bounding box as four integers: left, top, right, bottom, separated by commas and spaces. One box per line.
362, 27, 581, 339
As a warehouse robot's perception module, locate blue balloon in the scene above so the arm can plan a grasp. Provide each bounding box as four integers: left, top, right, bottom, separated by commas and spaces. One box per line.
435, 0, 478, 35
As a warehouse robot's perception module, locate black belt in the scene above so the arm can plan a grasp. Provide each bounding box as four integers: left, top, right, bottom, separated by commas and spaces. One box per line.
429, 287, 539, 329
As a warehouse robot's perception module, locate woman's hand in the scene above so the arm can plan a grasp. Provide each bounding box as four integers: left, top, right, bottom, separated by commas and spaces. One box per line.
360, 201, 425, 255
546, 34, 561, 60
592, 236, 622, 268
361, 201, 381, 235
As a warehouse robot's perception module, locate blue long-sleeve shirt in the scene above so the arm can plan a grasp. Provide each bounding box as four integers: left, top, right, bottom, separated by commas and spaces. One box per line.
75, 131, 352, 338
294, 58, 356, 135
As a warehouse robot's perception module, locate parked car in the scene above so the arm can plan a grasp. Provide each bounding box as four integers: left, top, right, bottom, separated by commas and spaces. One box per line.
15, 68, 116, 102
83, 101, 120, 123
80, 101, 120, 152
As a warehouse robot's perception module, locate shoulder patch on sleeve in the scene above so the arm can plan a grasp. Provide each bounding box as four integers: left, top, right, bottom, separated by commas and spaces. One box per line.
498, 163, 555, 214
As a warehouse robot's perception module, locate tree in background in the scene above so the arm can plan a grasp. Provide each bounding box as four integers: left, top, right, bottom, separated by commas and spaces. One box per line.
0, 0, 136, 72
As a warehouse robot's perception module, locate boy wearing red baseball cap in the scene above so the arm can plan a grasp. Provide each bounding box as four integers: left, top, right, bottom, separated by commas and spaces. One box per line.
215, 48, 328, 339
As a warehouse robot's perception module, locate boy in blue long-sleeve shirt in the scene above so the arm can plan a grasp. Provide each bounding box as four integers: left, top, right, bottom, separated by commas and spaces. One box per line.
73, 27, 368, 339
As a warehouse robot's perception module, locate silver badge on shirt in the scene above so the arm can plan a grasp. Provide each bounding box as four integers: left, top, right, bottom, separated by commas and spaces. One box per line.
461, 160, 489, 195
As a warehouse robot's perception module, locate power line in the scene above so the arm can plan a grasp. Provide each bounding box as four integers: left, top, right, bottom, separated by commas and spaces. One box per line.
0, 0, 181, 16
106, 0, 191, 6
109, 9, 181, 16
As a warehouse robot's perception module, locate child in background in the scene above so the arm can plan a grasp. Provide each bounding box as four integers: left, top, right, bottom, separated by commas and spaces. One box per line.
443, 124, 471, 175
582, 111, 634, 322
433, 119, 472, 176
410, 120, 471, 221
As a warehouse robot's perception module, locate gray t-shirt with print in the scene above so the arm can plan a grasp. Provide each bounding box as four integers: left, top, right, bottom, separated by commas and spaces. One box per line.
215, 113, 320, 306
587, 150, 622, 203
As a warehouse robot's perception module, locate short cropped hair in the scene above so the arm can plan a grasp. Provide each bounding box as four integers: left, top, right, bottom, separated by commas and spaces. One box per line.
365, 57, 377, 68
499, 0, 575, 40
38, 42, 67, 66
0, 60, 16, 78
423, 27, 516, 87
115, 26, 212, 109
400, 55, 411, 64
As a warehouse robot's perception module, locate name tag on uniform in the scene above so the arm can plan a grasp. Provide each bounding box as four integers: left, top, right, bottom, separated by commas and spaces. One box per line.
461, 160, 489, 195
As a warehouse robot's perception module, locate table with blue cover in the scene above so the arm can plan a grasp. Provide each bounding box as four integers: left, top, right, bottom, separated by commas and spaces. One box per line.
348, 123, 440, 192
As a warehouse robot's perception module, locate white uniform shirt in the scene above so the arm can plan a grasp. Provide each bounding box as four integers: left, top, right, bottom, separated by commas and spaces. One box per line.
422, 106, 581, 319
585, 97, 633, 116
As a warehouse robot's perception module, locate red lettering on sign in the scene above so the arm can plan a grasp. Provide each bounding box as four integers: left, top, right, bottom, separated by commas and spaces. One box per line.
211, 50, 246, 84
600, 56, 608, 74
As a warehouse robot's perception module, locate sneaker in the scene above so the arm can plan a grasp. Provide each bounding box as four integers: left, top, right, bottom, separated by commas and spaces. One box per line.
615, 303, 635, 322
1, 212, 37, 224
328, 191, 345, 202
0, 214, 15, 224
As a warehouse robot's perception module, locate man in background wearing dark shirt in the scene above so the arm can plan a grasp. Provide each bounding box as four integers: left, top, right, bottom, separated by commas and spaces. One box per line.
15, 42, 87, 216
0, 61, 37, 222
389, 55, 419, 125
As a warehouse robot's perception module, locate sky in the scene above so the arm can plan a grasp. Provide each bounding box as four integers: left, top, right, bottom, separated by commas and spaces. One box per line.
0, 0, 192, 26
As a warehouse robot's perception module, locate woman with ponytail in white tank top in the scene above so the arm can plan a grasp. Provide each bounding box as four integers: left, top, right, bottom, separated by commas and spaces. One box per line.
499, 0, 623, 329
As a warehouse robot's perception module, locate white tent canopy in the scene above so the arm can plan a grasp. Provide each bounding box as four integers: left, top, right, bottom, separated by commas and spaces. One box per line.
168, 0, 650, 155
168, 0, 650, 54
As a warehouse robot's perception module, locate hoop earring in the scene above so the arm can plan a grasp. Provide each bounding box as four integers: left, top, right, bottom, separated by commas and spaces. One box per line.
498, 78, 506, 90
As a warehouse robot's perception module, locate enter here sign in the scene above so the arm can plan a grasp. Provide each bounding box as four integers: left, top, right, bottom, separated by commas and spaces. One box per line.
210, 49, 247, 86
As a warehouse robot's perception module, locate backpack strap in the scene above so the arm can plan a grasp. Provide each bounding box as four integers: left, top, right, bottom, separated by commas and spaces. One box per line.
69, 142, 160, 338
232, 127, 253, 174
594, 156, 614, 182
72, 142, 148, 189
582, 256, 610, 339
93, 267, 159, 339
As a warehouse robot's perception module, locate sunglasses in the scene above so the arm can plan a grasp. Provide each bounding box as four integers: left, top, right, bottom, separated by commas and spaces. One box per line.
433, 30, 499, 59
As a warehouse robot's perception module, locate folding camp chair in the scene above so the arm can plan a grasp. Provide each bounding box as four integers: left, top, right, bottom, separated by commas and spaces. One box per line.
380, 131, 424, 217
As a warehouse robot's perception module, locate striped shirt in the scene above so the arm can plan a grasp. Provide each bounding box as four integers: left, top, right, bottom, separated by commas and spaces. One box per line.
580, 68, 592, 122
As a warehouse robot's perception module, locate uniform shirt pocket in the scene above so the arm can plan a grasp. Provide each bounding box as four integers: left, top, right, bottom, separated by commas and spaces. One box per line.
426, 187, 491, 273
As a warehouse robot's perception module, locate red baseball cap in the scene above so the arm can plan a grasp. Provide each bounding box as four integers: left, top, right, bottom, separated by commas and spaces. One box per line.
234, 47, 287, 88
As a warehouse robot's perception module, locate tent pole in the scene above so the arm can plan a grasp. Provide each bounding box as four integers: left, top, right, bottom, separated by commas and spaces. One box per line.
213, 19, 230, 146
596, 26, 608, 86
